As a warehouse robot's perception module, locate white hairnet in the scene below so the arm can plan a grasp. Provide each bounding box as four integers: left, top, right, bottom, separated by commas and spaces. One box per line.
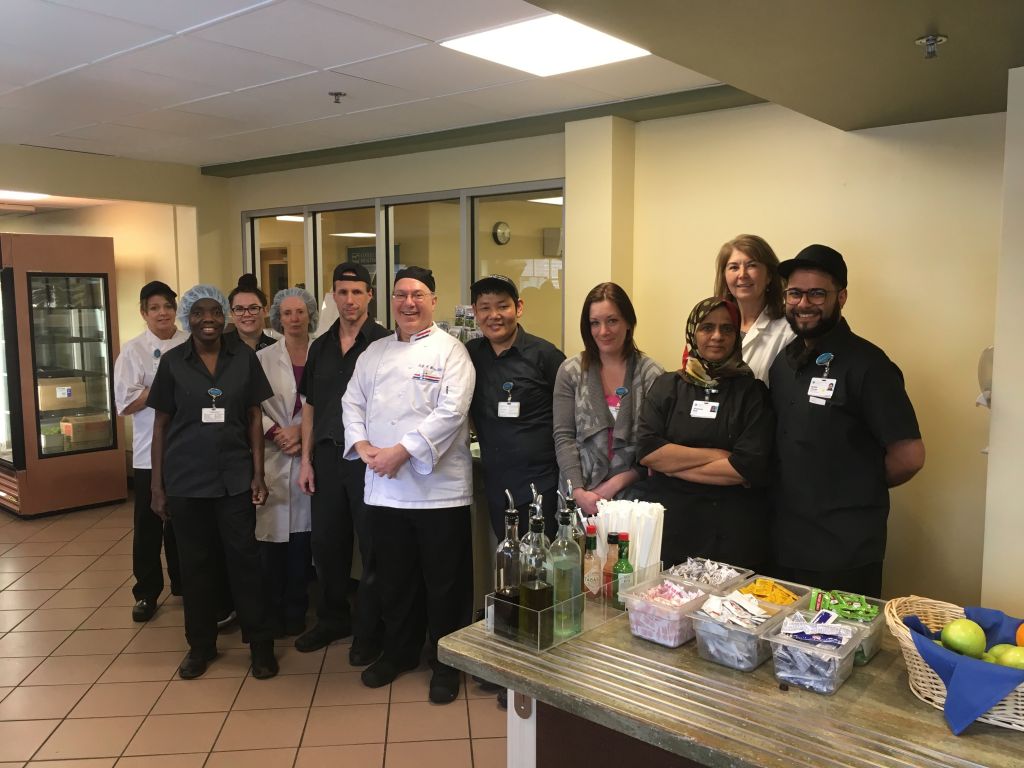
177, 284, 230, 329
268, 287, 319, 334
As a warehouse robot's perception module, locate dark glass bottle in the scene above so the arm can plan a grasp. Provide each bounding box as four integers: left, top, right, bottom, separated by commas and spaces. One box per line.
493, 490, 521, 640
520, 508, 554, 648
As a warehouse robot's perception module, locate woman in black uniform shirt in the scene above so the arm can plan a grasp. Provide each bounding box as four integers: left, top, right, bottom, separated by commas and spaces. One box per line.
636, 297, 774, 570
149, 285, 278, 680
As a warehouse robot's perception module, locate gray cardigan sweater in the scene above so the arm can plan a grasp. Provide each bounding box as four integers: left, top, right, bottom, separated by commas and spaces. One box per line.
552, 352, 664, 492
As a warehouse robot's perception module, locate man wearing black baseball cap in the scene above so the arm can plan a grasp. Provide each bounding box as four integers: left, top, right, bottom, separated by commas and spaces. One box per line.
114, 280, 187, 622
769, 245, 925, 596
295, 262, 391, 660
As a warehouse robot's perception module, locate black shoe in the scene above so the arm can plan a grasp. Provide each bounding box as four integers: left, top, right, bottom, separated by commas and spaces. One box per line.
131, 598, 157, 623
285, 618, 306, 637
294, 623, 350, 653
472, 674, 502, 693
429, 664, 461, 704
360, 657, 418, 688
497, 689, 507, 709
348, 640, 382, 667
178, 648, 217, 680
216, 611, 237, 632
250, 640, 279, 680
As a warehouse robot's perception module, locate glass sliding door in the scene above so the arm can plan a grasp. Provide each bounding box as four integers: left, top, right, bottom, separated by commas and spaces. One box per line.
387, 199, 461, 328
252, 214, 307, 295
317, 206, 378, 324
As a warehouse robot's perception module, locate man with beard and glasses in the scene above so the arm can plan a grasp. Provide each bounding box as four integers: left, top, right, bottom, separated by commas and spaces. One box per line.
768, 244, 925, 597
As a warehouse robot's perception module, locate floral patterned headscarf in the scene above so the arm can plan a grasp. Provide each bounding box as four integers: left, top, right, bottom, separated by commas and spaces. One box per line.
679, 297, 752, 388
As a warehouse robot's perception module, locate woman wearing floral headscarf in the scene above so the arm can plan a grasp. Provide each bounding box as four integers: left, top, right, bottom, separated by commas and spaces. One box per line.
636, 297, 775, 570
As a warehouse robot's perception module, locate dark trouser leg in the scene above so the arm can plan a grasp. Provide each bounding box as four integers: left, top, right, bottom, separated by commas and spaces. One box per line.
284, 532, 312, 623
169, 496, 219, 653
260, 541, 288, 631
310, 442, 354, 631
371, 506, 426, 665
216, 492, 271, 645
415, 506, 473, 664
345, 460, 381, 647
132, 469, 165, 601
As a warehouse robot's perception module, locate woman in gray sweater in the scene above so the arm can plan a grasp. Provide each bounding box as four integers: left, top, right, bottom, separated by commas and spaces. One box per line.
553, 283, 663, 516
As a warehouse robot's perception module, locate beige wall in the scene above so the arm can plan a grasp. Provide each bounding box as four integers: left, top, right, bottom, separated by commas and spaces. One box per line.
632, 104, 1004, 604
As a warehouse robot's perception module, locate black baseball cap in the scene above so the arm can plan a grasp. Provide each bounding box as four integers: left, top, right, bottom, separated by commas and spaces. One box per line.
471, 274, 519, 303
779, 244, 848, 288
139, 280, 176, 303
394, 265, 435, 292
332, 261, 372, 287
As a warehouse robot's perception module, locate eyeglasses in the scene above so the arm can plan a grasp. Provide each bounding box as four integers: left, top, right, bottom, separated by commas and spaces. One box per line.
783, 288, 835, 305
391, 291, 433, 303
231, 304, 263, 316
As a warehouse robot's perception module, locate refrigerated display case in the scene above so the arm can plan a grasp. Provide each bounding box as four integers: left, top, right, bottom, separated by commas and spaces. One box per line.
0, 233, 126, 517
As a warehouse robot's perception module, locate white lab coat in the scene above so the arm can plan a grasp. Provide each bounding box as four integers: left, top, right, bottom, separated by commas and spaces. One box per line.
256, 339, 313, 543
742, 312, 796, 385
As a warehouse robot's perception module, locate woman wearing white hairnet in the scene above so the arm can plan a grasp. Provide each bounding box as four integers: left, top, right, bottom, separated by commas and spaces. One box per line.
256, 288, 318, 637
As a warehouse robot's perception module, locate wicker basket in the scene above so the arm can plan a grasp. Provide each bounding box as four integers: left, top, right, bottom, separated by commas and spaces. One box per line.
884, 595, 1024, 731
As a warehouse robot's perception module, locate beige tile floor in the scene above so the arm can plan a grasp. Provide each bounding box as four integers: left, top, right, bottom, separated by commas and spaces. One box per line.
0, 500, 507, 767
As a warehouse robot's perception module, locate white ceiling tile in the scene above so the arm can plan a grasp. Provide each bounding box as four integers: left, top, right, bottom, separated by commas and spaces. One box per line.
335, 44, 529, 98
0, 76, 155, 128
556, 55, 717, 99
112, 36, 315, 91
0, 42, 85, 88
308, 0, 544, 41
450, 78, 619, 118
72, 62, 228, 108
0, 105, 74, 142
112, 108, 248, 139
341, 94, 513, 139
0, 0, 169, 74
44, 0, 276, 33
194, 0, 426, 69
18, 134, 116, 156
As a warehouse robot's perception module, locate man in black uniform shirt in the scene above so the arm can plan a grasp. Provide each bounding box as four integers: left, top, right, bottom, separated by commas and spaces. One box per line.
466, 275, 565, 539
295, 263, 391, 662
769, 245, 925, 597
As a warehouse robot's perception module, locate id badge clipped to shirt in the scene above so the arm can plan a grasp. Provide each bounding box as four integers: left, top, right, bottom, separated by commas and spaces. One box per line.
690, 400, 719, 419
202, 407, 225, 423
807, 377, 836, 406
498, 381, 520, 418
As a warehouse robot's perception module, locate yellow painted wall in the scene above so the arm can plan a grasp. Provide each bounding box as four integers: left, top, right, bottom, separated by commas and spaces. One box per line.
632, 103, 1004, 604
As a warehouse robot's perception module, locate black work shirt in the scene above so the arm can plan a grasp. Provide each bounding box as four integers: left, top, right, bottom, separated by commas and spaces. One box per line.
769, 318, 920, 570
466, 325, 565, 514
148, 334, 273, 498
225, 326, 277, 351
635, 372, 774, 569
299, 317, 391, 446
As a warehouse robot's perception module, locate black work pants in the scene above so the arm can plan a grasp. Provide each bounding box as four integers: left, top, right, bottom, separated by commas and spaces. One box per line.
779, 562, 884, 599
170, 493, 270, 652
132, 469, 181, 602
309, 443, 358, 633
370, 504, 472, 666
260, 532, 312, 628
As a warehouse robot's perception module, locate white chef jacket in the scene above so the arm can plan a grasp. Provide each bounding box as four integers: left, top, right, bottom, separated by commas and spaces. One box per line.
742, 312, 796, 385
113, 327, 188, 469
256, 340, 313, 542
343, 324, 475, 509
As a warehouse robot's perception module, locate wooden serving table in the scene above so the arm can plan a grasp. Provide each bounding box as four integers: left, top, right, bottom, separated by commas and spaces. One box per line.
439, 614, 1020, 768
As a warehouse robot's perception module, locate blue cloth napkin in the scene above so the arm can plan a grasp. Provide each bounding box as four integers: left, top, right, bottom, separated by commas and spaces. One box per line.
904, 609, 1024, 734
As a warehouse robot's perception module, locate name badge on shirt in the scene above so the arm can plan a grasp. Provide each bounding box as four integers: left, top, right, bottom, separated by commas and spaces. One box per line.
690, 400, 719, 419
497, 401, 521, 418
202, 408, 225, 423
807, 377, 836, 399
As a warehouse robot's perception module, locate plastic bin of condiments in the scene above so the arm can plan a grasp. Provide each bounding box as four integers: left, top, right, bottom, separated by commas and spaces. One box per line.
765, 610, 863, 695
621, 577, 710, 648
808, 589, 885, 665
736, 576, 813, 611
663, 557, 753, 593
687, 592, 788, 671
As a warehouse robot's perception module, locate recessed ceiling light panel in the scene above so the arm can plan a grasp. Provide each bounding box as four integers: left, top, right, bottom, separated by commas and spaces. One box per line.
441, 14, 649, 77
528, 196, 564, 205
275, 215, 304, 222
329, 232, 376, 238
0, 189, 51, 202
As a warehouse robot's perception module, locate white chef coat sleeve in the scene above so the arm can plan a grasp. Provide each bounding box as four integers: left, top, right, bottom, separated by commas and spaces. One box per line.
113, 342, 144, 416
399, 342, 475, 475
342, 351, 372, 460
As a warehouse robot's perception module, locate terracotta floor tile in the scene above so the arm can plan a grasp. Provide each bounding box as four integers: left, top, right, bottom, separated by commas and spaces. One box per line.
0, 573, 21, 590
384, 739, 472, 768
66, 571, 131, 590
0, 611, 31, 632
0, 719, 61, 761
233, 673, 316, 710
36, 716, 143, 760
200, 650, 252, 679
98, 652, 181, 683
301, 704, 387, 747
0, 630, 71, 658
214, 707, 308, 751
466, 677, 502, 699
151, 677, 243, 714
78, 607, 139, 630
25, 759, 116, 767
12, 608, 93, 632
319, 641, 360, 673
86, 555, 133, 572
467, 697, 506, 739
75, 528, 131, 543
387, 701, 469, 743
30, 555, 97, 573
311, 672, 388, 707
69, 681, 167, 718
389, 667, 466, 703
143, 605, 185, 628
53, 629, 139, 657
114, 753, 207, 767
54, 541, 114, 557
123, 627, 187, 654
0, 687, 10, 702
275, 645, 325, 675
122, 712, 225, 756
3, 543, 63, 557
471, 738, 507, 768
23, 654, 116, 686
101, 589, 139, 609
0, 529, 33, 546
204, 748, 296, 767
0, 683, 89, 720
0, 656, 43, 687
105, 539, 134, 555
295, 744, 385, 768
0, 591, 58, 611
7, 571, 79, 591
41, 588, 114, 610
0, 557, 47, 573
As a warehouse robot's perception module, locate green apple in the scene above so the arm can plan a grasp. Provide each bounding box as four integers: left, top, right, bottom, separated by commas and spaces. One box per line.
981, 652, 996, 663
941, 618, 987, 658
996, 646, 1024, 670
989, 643, 1016, 659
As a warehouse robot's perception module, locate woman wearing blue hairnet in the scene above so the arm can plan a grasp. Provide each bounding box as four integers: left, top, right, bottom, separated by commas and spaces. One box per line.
148, 285, 279, 681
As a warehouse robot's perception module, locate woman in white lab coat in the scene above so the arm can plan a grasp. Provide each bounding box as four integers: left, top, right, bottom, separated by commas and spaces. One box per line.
256, 288, 318, 637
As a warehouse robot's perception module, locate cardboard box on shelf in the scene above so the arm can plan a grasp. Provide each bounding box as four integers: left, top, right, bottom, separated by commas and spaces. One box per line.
59, 414, 111, 445
37, 377, 88, 411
